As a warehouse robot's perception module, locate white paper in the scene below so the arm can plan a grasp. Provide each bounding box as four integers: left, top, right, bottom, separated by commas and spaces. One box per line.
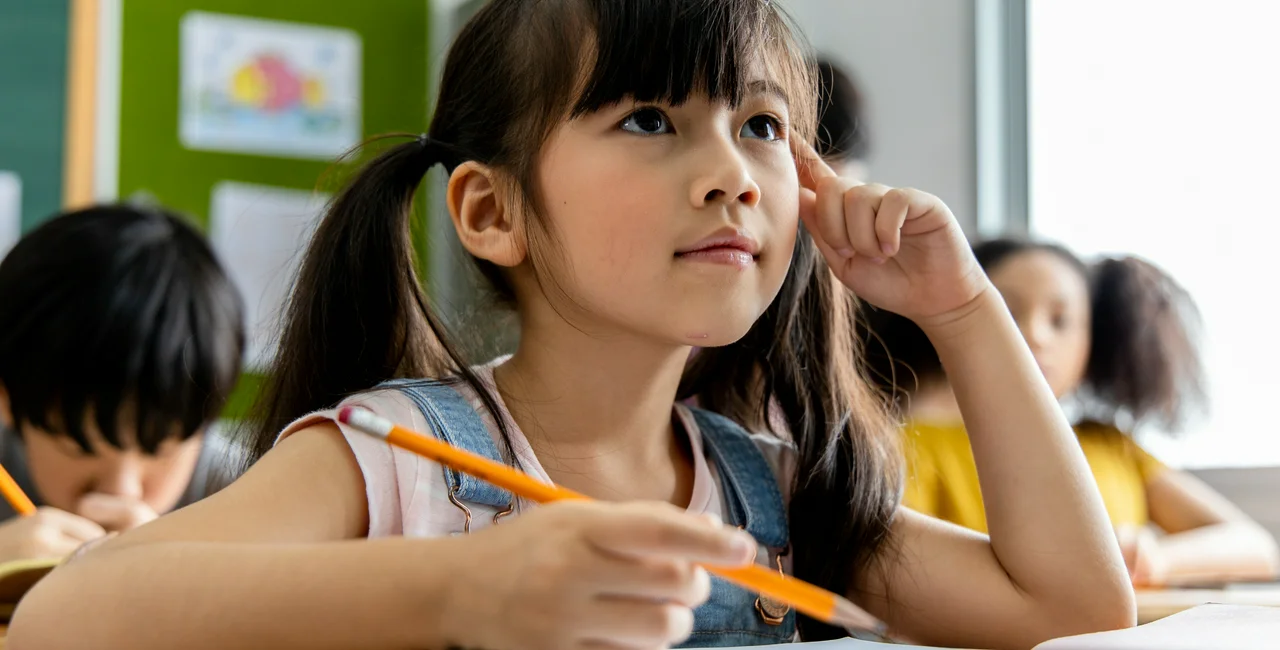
209, 181, 329, 369
0, 171, 21, 258
179, 11, 362, 159
718, 639, 944, 650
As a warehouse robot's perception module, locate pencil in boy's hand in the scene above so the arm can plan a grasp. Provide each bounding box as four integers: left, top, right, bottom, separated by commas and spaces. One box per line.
337, 405, 890, 637
0, 462, 36, 516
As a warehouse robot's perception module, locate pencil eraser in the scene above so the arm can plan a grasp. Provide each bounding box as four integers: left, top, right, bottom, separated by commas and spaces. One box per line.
337, 406, 354, 425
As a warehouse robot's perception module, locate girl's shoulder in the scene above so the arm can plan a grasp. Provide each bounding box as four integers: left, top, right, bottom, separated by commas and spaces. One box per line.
277, 381, 511, 538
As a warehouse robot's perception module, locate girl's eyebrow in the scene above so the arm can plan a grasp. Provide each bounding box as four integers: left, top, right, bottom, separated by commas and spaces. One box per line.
747, 79, 789, 106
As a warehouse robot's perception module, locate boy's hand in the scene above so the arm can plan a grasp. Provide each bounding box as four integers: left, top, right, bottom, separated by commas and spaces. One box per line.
76, 493, 159, 532
0, 507, 106, 561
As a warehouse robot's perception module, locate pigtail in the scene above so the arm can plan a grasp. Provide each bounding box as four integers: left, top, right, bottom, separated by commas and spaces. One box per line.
1083, 256, 1206, 430
240, 136, 493, 465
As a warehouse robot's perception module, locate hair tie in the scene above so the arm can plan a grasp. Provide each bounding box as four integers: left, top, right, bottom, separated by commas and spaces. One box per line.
416, 133, 465, 170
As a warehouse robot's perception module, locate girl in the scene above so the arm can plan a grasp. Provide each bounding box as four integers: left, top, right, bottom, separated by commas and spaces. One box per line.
862, 238, 1280, 588
10, 2, 1133, 649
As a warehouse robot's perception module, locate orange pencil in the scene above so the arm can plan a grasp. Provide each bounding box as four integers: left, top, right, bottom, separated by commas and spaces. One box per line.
0, 462, 36, 516
338, 406, 887, 635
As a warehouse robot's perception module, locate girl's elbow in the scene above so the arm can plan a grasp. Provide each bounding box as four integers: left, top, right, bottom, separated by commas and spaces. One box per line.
1083, 585, 1138, 632
1039, 578, 1136, 643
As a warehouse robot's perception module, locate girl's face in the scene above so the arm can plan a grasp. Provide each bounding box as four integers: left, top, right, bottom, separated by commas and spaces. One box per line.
523, 76, 800, 348
988, 250, 1092, 399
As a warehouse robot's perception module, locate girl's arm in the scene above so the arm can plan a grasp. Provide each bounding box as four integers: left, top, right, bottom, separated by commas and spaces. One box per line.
1134, 470, 1280, 586
9, 423, 752, 650
7, 425, 462, 650
858, 289, 1135, 650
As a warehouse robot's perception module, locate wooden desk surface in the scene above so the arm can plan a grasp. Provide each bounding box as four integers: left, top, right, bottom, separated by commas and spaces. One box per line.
1137, 586, 1280, 624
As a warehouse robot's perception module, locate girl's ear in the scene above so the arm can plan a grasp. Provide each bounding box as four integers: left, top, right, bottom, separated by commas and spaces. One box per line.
446, 162, 527, 267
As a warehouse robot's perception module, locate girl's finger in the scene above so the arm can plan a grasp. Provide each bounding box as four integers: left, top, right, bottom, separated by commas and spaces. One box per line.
798, 193, 846, 267
589, 555, 711, 608
874, 188, 914, 257
580, 599, 696, 649
844, 185, 887, 261
792, 140, 838, 192
584, 504, 756, 567
811, 177, 862, 258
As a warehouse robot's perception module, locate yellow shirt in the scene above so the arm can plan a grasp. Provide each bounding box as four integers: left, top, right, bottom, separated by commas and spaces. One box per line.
902, 420, 1167, 533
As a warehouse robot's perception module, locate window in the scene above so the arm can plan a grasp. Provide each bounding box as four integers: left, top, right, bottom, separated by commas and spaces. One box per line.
1028, 0, 1280, 467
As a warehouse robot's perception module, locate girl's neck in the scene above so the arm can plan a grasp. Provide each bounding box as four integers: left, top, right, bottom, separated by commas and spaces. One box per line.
493, 308, 694, 504
907, 380, 965, 425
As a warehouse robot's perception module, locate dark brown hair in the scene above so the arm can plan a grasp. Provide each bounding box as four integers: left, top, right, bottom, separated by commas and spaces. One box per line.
860, 238, 1205, 431
242, 0, 899, 639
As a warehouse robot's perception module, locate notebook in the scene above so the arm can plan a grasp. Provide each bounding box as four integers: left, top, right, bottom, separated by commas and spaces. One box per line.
719, 604, 1280, 650
0, 557, 59, 620
1034, 604, 1280, 650
719, 640, 956, 650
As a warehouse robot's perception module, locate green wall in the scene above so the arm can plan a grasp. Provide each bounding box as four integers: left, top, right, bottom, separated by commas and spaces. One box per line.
118, 0, 431, 223
116, 1, 432, 417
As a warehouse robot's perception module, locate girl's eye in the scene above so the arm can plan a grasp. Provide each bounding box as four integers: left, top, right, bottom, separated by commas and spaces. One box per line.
620, 108, 673, 135
741, 115, 782, 141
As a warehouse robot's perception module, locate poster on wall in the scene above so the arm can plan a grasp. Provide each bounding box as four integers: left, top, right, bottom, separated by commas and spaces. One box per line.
179, 11, 362, 160
0, 172, 21, 258
209, 181, 330, 369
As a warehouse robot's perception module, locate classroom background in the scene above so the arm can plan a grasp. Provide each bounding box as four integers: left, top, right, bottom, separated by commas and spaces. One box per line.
2, 0, 1277, 536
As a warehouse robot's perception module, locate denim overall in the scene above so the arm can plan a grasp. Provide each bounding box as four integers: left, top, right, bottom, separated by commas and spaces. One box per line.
382, 379, 797, 646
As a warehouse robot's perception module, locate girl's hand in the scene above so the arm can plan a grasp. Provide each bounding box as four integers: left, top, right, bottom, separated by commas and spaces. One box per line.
794, 142, 988, 325
1117, 525, 1169, 588
439, 500, 757, 650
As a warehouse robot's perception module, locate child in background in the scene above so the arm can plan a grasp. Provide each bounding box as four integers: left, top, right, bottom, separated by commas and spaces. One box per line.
13, 2, 1133, 649
861, 238, 1280, 587
0, 205, 243, 561
814, 58, 870, 180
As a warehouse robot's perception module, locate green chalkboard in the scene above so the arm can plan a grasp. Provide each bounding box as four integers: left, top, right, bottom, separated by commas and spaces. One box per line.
0, 0, 70, 229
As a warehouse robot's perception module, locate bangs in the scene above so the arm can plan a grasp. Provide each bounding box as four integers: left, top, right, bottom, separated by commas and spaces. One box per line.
569, 0, 815, 134
0, 206, 244, 454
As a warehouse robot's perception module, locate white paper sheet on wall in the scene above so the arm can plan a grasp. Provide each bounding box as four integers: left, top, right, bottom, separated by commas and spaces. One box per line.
209, 181, 329, 369
0, 171, 21, 258
179, 11, 362, 159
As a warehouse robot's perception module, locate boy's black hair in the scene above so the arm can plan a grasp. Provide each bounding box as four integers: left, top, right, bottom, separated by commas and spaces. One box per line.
0, 204, 245, 453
